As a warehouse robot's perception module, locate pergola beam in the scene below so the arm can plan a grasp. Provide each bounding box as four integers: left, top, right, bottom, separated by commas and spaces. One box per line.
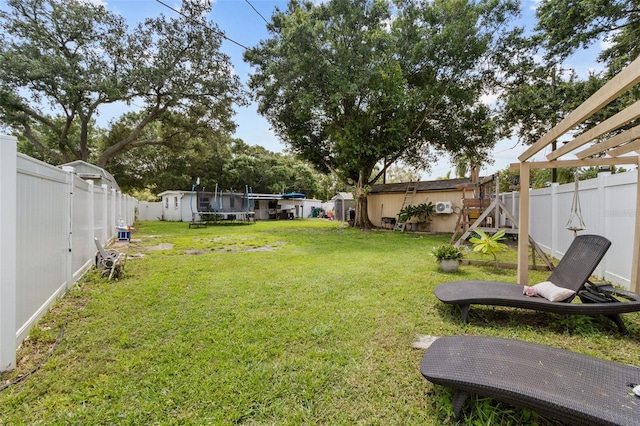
546, 99, 640, 161
518, 55, 640, 162
576, 124, 640, 159
608, 138, 640, 157
509, 156, 639, 170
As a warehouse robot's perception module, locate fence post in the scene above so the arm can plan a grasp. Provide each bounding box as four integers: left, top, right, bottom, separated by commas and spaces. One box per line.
117, 191, 123, 225
632, 166, 640, 293
88, 181, 95, 276
0, 135, 17, 371
550, 183, 559, 258
511, 191, 517, 229
110, 189, 116, 240
102, 184, 108, 243
596, 171, 611, 279
61, 166, 75, 290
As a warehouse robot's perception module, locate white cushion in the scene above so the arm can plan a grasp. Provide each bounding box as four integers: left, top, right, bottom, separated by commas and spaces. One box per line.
533, 281, 575, 302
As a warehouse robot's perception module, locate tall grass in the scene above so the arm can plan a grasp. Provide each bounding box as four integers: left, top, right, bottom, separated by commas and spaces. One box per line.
1, 220, 638, 425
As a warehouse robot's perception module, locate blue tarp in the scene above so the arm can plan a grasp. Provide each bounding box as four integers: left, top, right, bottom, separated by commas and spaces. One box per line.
283, 192, 306, 199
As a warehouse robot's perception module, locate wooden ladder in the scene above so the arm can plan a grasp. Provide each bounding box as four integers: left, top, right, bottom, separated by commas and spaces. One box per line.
396, 182, 418, 232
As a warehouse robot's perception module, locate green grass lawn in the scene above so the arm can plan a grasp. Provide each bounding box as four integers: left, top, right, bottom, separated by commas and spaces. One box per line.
2, 220, 639, 425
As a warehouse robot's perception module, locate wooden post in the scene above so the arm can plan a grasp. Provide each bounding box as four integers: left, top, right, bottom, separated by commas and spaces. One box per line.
518, 163, 531, 285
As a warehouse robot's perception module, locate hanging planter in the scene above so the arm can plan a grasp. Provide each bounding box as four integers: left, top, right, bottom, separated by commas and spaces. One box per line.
566, 170, 586, 234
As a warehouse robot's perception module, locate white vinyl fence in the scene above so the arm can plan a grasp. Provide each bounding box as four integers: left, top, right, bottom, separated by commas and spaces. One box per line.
499, 170, 638, 290
1, 135, 137, 371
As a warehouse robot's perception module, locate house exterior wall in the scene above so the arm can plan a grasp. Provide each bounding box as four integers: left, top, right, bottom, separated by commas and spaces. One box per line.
153, 192, 327, 221
367, 189, 464, 233
160, 192, 187, 221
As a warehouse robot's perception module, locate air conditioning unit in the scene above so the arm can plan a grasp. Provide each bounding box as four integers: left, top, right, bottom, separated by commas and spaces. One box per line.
435, 201, 453, 214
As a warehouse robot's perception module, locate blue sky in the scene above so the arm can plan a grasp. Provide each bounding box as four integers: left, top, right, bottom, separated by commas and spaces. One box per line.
5, 0, 608, 180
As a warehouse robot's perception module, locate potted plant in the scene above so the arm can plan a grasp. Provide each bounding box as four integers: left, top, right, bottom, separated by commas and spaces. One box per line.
415, 202, 435, 219
398, 205, 416, 223
398, 202, 435, 231
415, 202, 435, 231
432, 244, 464, 272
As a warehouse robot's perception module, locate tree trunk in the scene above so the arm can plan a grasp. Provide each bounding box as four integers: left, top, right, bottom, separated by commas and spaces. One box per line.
353, 180, 375, 229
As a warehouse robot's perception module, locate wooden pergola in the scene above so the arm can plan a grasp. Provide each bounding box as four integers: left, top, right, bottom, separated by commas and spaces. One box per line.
513, 55, 640, 293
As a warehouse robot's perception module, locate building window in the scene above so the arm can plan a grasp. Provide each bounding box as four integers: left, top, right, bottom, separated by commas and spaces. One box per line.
199, 197, 210, 211
165, 197, 169, 209
174, 196, 178, 209
230, 197, 235, 208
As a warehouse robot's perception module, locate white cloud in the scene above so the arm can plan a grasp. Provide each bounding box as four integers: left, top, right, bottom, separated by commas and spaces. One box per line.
80, 0, 108, 7
600, 30, 619, 51
529, 0, 542, 12
480, 92, 499, 106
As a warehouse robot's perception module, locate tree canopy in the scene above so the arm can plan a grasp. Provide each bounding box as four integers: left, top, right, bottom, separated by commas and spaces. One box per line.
108, 134, 329, 200
496, 0, 639, 177
245, 0, 516, 227
535, 0, 640, 71
0, 0, 244, 168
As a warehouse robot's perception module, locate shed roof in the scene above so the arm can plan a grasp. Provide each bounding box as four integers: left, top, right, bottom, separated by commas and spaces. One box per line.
332, 192, 354, 200
60, 160, 120, 191
369, 177, 483, 194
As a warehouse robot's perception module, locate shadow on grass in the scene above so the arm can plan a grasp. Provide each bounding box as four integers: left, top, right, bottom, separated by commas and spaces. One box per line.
433, 302, 639, 337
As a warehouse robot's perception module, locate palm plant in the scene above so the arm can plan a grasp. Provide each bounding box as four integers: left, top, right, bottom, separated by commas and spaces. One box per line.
469, 229, 507, 267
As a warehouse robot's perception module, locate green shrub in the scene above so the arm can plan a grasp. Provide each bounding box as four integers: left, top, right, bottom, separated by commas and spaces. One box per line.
432, 244, 464, 261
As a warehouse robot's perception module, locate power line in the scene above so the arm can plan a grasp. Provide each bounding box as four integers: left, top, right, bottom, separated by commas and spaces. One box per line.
155, 0, 250, 50
244, 0, 270, 25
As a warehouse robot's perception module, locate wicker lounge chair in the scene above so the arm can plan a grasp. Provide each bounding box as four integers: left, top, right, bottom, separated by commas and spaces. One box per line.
420, 335, 640, 425
435, 234, 640, 333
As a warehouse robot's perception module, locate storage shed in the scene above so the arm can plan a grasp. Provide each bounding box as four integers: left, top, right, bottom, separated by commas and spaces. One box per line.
367, 178, 477, 233
331, 192, 355, 222
157, 190, 190, 222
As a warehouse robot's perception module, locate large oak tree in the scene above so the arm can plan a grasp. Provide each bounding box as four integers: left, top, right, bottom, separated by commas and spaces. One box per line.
0, 0, 244, 168
245, 0, 515, 227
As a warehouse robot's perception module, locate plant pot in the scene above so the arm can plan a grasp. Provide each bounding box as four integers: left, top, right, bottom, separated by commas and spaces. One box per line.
439, 259, 460, 272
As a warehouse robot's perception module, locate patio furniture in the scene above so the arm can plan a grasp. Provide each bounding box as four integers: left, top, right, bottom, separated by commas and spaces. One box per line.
420, 335, 640, 425
94, 238, 126, 280
435, 234, 640, 333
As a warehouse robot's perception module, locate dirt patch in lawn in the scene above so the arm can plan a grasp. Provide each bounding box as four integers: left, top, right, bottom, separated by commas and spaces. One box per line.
146, 243, 174, 251
185, 250, 206, 255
